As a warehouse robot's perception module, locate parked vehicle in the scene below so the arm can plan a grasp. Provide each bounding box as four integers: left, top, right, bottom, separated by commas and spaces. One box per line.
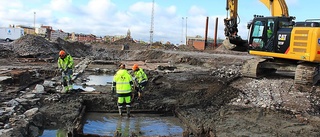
0, 27, 24, 42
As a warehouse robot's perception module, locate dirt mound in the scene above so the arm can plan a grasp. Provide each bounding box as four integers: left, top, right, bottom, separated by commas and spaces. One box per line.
6, 35, 92, 58
0, 43, 15, 58
113, 37, 136, 45
11, 34, 60, 58
176, 44, 197, 51
55, 38, 92, 58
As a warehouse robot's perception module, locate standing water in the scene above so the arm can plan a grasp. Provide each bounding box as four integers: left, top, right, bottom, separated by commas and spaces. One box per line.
73, 74, 113, 92
85, 74, 113, 86
83, 112, 185, 136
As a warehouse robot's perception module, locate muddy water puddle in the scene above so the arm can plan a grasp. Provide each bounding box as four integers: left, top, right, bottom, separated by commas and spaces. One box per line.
83, 112, 185, 136
85, 74, 113, 86
39, 113, 185, 137
39, 129, 67, 137
73, 74, 113, 92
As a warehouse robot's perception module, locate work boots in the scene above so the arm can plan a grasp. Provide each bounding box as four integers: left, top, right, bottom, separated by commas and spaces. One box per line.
118, 105, 131, 117
126, 107, 130, 118
126, 105, 131, 118
118, 106, 123, 116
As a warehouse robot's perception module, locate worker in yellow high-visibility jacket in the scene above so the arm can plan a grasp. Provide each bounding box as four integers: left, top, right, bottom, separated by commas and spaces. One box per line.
57, 50, 74, 93
132, 64, 148, 100
112, 63, 134, 117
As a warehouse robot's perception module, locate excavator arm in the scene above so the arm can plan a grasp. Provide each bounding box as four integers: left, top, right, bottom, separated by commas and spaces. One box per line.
223, 0, 289, 51
259, 0, 289, 17
224, 0, 239, 37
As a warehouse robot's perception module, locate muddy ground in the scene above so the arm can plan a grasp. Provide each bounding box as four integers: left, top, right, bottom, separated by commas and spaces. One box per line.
1, 35, 320, 137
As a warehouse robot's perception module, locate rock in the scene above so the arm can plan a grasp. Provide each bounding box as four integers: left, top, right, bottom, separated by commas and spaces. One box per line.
4, 124, 10, 129
21, 94, 36, 99
0, 128, 13, 136
29, 125, 39, 137
6, 99, 19, 107
24, 108, 38, 117
33, 84, 45, 93
43, 80, 55, 88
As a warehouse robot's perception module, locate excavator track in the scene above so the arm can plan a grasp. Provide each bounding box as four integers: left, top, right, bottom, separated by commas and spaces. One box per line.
241, 58, 267, 78
294, 63, 319, 92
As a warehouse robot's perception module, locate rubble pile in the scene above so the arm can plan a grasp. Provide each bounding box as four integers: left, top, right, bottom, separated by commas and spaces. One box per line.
11, 35, 59, 58
230, 77, 320, 115
112, 37, 136, 45
5, 35, 92, 58
0, 44, 15, 58
55, 38, 92, 58
210, 64, 242, 79
176, 44, 197, 51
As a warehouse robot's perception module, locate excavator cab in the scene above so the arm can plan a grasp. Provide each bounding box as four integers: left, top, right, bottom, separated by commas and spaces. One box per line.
247, 16, 295, 53
222, 0, 291, 52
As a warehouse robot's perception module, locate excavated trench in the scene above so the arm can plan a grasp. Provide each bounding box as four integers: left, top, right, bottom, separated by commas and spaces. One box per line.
39, 71, 188, 137
32, 60, 227, 137
2, 53, 320, 137
2, 35, 320, 136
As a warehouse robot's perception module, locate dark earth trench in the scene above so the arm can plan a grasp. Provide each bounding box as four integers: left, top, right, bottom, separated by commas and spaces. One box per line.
1, 35, 320, 137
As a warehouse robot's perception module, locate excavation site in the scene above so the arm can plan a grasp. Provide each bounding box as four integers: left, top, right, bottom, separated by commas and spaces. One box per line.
1, 35, 320, 137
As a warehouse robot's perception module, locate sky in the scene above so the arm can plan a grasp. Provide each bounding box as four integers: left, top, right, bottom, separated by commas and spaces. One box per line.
0, 0, 312, 44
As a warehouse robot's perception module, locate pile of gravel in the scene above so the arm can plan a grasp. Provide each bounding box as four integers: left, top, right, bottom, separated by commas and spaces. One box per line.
6, 35, 92, 58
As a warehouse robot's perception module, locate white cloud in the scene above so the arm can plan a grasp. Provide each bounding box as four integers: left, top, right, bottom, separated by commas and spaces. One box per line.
165, 6, 177, 15
49, 0, 73, 11
188, 5, 206, 16
129, 2, 153, 16
0, 0, 24, 10
86, 0, 116, 18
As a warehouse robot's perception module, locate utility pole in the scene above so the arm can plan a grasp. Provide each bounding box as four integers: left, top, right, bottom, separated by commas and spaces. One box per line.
149, 0, 154, 47
181, 17, 184, 44
34, 12, 36, 34
185, 17, 188, 45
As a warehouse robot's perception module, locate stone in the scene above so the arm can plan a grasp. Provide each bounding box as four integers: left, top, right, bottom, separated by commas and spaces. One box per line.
24, 108, 38, 117
33, 84, 45, 93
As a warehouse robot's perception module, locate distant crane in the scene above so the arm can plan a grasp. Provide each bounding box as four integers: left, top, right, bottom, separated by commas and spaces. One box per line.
149, 0, 154, 47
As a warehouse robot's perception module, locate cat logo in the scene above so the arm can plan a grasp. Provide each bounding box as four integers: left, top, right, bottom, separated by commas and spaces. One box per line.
278, 34, 287, 41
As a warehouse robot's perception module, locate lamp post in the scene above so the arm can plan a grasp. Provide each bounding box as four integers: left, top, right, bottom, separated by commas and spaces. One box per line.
181, 17, 184, 44
185, 17, 188, 45
34, 12, 36, 34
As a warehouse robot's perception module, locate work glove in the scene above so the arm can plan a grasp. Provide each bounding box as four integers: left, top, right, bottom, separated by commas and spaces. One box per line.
67, 67, 72, 71
111, 87, 115, 94
63, 69, 68, 74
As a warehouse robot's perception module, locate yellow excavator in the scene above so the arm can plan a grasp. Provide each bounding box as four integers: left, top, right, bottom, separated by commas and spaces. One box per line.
224, 0, 320, 91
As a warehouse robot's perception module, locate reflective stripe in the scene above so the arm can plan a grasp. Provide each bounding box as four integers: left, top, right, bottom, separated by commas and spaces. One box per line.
114, 69, 132, 94
116, 82, 130, 84
117, 90, 131, 94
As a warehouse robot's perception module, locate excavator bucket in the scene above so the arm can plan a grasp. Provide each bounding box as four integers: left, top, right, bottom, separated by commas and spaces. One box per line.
222, 37, 249, 52
222, 37, 237, 50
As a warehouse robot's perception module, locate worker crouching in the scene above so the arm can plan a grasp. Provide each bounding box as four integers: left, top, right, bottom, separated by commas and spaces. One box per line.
132, 64, 148, 100
112, 64, 134, 117
57, 50, 74, 93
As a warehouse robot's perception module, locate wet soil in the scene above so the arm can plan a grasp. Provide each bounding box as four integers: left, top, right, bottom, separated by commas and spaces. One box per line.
1, 37, 320, 136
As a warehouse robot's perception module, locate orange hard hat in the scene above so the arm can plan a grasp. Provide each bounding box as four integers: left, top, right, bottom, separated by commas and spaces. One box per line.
59, 50, 66, 57
132, 64, 139, 71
